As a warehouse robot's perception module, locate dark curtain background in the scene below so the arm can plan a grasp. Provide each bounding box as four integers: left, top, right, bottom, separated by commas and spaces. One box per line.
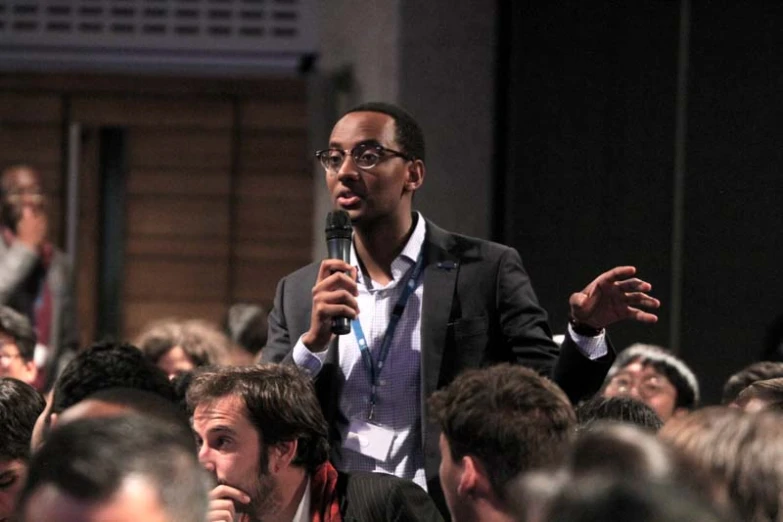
498, 1, 783, 404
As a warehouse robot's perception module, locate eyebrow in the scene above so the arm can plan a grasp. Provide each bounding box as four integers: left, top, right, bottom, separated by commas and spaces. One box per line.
207, 425, 237, 436
328, 138, 382, 149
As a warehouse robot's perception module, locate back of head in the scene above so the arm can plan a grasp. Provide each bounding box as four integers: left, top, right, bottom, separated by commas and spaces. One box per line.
51, 339, 174, 415
186, 364, 330, 473
722, 361, 783, 404
606, 343, 700, 410
734, 377, 783, 411
660, 407, 783, 522
0, 306, 37, 362
547, 476, 727, 522
429, 363, 575, 499
345, 102, 426, 162
576, 395, 663, 432
0, 378, 45, 462
57, 387, 193, 450
225, 303, 268, 355
17, 414, 210, 522
135, 318, 232, 368
569, 423, 679, 483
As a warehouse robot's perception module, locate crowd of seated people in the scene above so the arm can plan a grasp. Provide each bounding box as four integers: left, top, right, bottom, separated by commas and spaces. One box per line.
2, 106, 783, 522
2, 299, 783, 521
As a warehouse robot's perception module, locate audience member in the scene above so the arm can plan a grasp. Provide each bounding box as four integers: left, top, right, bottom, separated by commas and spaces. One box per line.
31, 339, 174, 449
732, 377, 783, 412
505, 471, 568, 522
0, 164, 78, 391
660, 406, 783, 522
602, 343, 699, 421
546, 476, 727, 522
135, 318, 234, 379
56, 387, 192, 445
188, 364, 443, 522
0, 306, 38, 386
576, 395, 663, 432
225, 303, 268, 360
568, 424, 680, 483
16, 415, 211, 522
722, 361, 783, 404
428, 364, 575, 522
263, 102, 660, 514
0, 378, 45, 521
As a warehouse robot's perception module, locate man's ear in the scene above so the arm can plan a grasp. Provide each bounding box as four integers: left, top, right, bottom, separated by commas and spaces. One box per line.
404, 160, 425, 193
269, 439, 298, 473
23, 359, 38, 385
458, 455, 494, 500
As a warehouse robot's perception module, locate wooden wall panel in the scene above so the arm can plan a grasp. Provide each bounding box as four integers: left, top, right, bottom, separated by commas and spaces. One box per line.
71, 97, 233, 129
124, 301, 226, 340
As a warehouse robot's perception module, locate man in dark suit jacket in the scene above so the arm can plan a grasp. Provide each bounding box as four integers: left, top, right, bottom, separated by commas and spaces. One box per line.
262, 102, 660, 515
189, 364, 443, 522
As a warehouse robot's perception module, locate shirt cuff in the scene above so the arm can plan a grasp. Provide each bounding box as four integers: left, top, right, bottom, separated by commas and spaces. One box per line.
292, 336, 328, 376
567, 323, 609, 360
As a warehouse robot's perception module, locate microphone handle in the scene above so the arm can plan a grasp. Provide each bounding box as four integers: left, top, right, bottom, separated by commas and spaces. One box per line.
326, 237, 352, 335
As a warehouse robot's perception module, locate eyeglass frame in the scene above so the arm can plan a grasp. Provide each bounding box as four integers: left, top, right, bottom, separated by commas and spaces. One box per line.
603, 372, 675, 401
315, 141, 415, 172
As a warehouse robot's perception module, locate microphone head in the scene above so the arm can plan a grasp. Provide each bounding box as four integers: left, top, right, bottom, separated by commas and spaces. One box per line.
325, 210, 352, 241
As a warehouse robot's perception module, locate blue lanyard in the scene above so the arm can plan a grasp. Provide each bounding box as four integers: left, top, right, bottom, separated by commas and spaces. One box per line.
352, 251, 425, 421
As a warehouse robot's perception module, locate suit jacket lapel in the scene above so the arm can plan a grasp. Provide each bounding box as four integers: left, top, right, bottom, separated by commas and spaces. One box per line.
420, 221, 459, 401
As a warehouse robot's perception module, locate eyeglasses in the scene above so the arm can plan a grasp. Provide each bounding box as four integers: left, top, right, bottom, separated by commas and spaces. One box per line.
0, 352, 23, 365
604, 374, 672, 400
315, 142, 413, 172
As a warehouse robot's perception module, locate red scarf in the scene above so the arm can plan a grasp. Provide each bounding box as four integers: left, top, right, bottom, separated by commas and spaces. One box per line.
309, 462, 342, 522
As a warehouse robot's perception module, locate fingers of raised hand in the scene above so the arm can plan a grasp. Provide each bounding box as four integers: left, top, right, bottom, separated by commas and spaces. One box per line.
623, 292, 661, 310
627, 306, 659, 324
612, 278, 652, 293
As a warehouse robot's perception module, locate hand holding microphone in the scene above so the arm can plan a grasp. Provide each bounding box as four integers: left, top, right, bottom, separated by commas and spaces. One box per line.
302, 211, 359, 352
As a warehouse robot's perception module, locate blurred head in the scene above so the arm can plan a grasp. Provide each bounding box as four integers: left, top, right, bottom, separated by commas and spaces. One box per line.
660, 407, 783, 522
576, 395, 663, 432
0, 307, 37, 385
135, 319, 232, 379
722, 361, 783, 404
429, 363, 575, 521
569, 423, 680, 483
732, 377, 783, 412
225, 303, 268, 356
0, 165, 46, 232
0, 378, 45, 521
603, 344, 699, 421
547, 476, 727, 522
187, 364, 330, 521
16, 415, 210, 522
32, 340, 174, 450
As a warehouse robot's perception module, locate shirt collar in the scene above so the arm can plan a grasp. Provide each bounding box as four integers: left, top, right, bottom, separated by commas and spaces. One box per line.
290, 477, 311, 522
351, 212, 426, 286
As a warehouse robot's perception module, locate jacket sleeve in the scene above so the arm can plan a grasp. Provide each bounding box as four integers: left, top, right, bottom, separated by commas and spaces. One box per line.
0, 242, 39, 303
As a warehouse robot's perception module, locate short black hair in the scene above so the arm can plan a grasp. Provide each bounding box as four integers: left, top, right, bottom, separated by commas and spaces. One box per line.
51, 340, 174, 415
345, 102, 426, 162
187, 364, 330, 473
429, 364, 576, 499
606, 344, 699, 410
17, 415, 211, 522
576, 396, 663, 432
0, 378, 45, 461
0, 306, 36, 361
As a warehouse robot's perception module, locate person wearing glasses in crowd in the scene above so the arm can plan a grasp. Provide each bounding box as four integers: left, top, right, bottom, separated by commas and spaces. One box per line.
262, 102, 660, 516
0, 306, 38, 386
601, 343, 699, 422
0, 165, 78, 391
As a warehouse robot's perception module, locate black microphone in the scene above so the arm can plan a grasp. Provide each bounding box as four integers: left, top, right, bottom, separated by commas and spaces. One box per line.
325, 210, 353, 335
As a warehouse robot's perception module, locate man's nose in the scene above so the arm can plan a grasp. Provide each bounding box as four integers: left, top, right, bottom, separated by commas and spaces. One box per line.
335, 154, 360, 182
198, 445, 215, 472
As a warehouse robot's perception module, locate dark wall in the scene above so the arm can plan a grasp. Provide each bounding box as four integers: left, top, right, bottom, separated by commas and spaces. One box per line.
500, 2, 783, 403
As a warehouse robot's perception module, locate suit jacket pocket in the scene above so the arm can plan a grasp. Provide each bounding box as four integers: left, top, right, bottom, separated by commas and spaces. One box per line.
449, 315, 488, 340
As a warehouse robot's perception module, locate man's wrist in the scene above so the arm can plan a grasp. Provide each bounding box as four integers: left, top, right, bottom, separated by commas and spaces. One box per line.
569, 318, 604, 337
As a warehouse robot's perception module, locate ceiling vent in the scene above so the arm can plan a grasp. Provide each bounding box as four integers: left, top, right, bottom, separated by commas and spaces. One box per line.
0, 0, 317, 75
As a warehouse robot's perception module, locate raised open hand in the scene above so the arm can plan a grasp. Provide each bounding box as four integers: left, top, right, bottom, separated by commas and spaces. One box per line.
569, 266, 660, 330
